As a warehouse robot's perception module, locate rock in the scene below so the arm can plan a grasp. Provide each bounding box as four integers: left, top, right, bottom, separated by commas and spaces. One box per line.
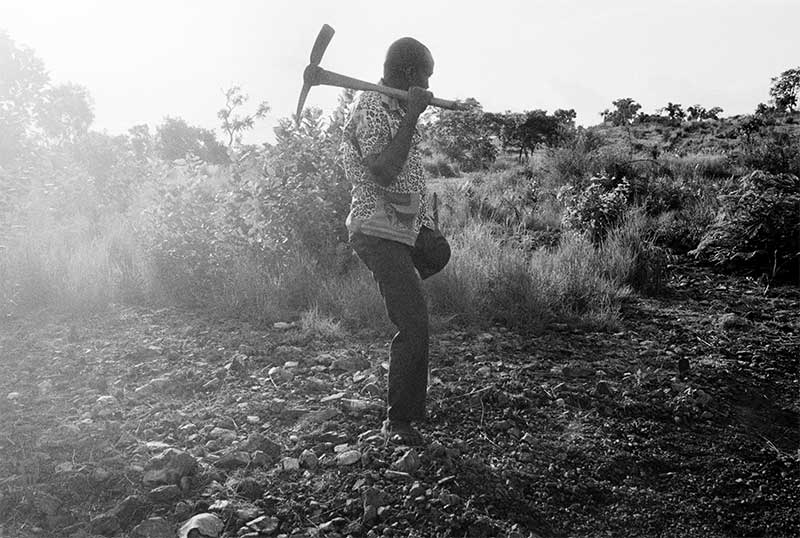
251, 450, 273, 467
678, 358, 690, 378
476, 366, 491, 377
93, 395, 120, 417
477, 332, 494, 342
130, 517, 174, 538
718, 313, 749, 331
331, 355, 371, 372
231, 477, 264, 501
595, 380, 613, 397
178, 513, 224, 538
91, 495, 147, 535
336, 449, 362, 466
408, 482, 425, 498
6, 391, 20, 401
242, 433, 282, 456
268, 366, 294, 382
279, 457, 300, 471
246, 515, 280, 534
89, 512, 120, 536
391, 449, 420, 474
319, 517, 347, 531
133, 377, 170, 398
209, 427, 237, 442
383, 470, 413, 482
362, 487, 385, 526
143, 448, 198, 486
438, 491, 461, 506
216, 451, 250, 470
562, 363, 594, 378
148, 484, 181, 503
246, 415, 261, 424
33, 491, 61, 516
236, 506, 261, 522
492, 420, 513, 431
299, 449, 318, 470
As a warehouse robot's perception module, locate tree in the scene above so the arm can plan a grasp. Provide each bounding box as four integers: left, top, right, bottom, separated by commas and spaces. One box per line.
37, 82, 94, 145
660, 102, 685, 122
600, 98, 641, 126
769, 67, 800, 112
687, 104, 706, 121
426, 98, 497, 171
155, 116, 229, 164
217, 86, 269, 150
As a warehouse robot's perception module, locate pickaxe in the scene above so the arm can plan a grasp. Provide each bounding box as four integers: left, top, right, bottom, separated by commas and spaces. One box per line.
296, 24, 464, 125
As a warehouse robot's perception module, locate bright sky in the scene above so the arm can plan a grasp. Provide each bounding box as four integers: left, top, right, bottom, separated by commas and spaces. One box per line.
2, 0, 798, 144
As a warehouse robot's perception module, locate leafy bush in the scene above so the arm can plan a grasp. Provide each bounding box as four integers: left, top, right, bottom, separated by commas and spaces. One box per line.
422, 151, 460, 178
560, 176, 631, 242
738, 129, 800, 176
691, 170, 800, 279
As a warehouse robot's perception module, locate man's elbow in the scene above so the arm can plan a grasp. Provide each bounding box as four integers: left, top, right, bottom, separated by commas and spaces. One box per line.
365, 158, 397, 187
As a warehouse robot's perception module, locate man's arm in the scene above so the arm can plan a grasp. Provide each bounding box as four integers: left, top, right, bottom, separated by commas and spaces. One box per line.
364, 87, 432, 187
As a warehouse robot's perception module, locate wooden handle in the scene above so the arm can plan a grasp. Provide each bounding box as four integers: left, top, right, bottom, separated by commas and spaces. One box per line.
312, 66, 464, 111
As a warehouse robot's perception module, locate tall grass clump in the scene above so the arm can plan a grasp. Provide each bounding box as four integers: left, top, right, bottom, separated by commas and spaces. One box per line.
424, 221, 632, 329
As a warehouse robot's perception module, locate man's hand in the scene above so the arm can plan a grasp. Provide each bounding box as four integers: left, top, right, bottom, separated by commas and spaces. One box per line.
406, 86, 433, 118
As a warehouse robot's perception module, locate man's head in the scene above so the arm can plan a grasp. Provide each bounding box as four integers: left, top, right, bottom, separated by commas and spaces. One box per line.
383, 37, 434, 91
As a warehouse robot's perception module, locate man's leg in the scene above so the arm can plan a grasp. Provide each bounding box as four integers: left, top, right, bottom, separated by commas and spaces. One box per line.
411, 226, 451, 280
350, 233, 429, 426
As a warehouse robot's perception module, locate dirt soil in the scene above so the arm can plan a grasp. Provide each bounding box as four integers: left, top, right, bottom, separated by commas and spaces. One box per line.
1, 259, 798, 538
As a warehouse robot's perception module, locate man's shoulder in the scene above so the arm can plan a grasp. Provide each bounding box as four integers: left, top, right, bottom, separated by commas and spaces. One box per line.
354, 90, 388, 112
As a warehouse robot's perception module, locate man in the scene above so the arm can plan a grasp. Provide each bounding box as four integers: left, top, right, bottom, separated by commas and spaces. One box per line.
340, 37, 451, 445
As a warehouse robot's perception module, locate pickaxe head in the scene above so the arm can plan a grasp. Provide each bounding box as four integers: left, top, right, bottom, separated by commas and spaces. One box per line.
296, 24, 335, 125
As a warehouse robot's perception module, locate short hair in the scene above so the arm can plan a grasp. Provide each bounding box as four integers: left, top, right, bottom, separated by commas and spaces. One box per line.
383, 37, 433, 79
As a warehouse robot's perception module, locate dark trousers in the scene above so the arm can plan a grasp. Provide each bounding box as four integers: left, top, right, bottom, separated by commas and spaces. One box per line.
350, 226, 451, 423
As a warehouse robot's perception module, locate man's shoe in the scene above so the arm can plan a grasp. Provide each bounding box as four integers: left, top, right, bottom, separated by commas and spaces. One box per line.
381, 419, 425, 446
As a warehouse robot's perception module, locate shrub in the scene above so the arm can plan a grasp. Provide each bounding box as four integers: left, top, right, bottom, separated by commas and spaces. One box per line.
738, 129, 800, 176
560, 176, 630, 242
691, 170, 800, 279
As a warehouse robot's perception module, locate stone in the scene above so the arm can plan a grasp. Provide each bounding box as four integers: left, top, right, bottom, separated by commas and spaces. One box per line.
319, 517, 347, 531
232, 477, 264, 501
89, 512, 120, 536
280, 457, 300, 471
383, 470, 413, 482
268, 366, 294, 382
718, 313, 749, 331
331, 355, 371, 372
595, 380, 613, 397
243, 433, 282, 454
209, 427, 237, 442
143, 448, 198, 486
391, 449, 420, 474
93, 395, 120, 417
246, 515, 280, 534
562, 363, 594, 378
129, 517, 174, 538
132, 377, 170, 398
216, 451, 251, 470
336, 449, 362, 466
299, 449, 318, 470
148, 484, 181, 503
178, 513, 224, 538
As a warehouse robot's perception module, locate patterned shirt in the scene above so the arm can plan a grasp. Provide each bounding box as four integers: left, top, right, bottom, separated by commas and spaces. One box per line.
340, 88, 433, 246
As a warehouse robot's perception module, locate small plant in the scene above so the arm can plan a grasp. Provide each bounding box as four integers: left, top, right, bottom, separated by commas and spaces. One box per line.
560, 176, 630, 243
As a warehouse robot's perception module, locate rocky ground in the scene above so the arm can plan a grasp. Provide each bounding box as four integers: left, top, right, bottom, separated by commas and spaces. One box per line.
0, 259, 798, 538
